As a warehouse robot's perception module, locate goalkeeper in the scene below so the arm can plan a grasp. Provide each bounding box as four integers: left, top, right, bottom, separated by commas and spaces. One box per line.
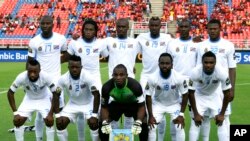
99, 64, 148, 141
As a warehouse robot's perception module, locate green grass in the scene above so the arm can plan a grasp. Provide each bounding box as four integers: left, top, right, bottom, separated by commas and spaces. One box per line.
0, 62, 250, 140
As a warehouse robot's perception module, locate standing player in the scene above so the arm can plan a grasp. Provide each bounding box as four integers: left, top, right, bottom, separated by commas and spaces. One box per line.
145, 53, 188, 141
99, 64, 148, 141
7, 59, 56, 141
166, 19, 198, 141
196, 19, 236, 140
103, 18, 139, 129
54, 55, 100, 141
65, 19, 107, 140
27, 15, 67, 141
189, 51, 231, 141
136, 16, 172, 140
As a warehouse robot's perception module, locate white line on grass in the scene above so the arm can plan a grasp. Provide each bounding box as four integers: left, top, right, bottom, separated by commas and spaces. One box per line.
236, 83, 250, 86
0, 90, 7, 94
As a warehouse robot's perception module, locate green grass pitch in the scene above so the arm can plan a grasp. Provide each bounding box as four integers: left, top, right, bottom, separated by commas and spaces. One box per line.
0, 62, 249, 140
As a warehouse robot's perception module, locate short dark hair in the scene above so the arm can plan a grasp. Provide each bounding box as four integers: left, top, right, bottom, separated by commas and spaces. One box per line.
40, 15, 53, 23
149, 16, 161, 24
159, 53, 173, 63
28, 59, 40, 67
207, 19, 221, 28
69, 55, 81, 62
82, 18, 98, 36
202, 51, 216, 61
113, 64, 127, 74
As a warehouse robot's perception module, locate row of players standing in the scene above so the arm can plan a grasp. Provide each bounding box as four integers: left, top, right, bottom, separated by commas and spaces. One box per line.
7, 15, 236, 141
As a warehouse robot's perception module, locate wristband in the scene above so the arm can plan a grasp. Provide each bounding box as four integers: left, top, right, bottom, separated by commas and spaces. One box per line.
179, 112, 184, 117
91, 113, 98, 118
13, 111, 18, 116
55, 113, 61, 118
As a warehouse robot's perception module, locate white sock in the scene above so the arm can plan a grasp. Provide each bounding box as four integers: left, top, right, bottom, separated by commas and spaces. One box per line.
46, 126, 55, 141
224, 115, 230, 140
175, 124, 185, 141
170, 121, 176, 141
157, 118, 166, 141
218, 121, 229, 141
123, 116, 133, 129
189, 120, 200, 141
148, 125, 157, 141
76, 114, 85, 141
57, 129, 68, 141
35, 112, 44, 140
201, 116, 210, 141
111, 120, 119, 129
90, 129, 99, 141
14, 126, 24, 141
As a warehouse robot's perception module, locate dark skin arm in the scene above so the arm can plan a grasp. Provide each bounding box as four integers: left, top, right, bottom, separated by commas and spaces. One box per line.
88, 90, 100, 129
146, 95, 156, 129
173, 93, 188, 129
101, 105, 110, 122
61, 51, 70, 63
136, 102, 146, 121
228, 68, 236, 102
44, 91, 57, 127
215, 89, 230, 126
188, 89, 203, 127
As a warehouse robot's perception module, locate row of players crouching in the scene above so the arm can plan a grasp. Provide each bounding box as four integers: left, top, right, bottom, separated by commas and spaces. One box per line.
8, 51, 231, 141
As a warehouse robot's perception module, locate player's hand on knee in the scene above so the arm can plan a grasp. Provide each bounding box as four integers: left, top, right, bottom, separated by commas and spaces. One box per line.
148, 115, 157, 129
44, 114, 54, 127
56, 117, 64, 130
193, 114, 203, 127
131, 120, 142, 135
13, 115, 26, 127
88, 117, 99, 130
215, 114, 224, 126
101, 120, 112, 134
173, 116, 185, 129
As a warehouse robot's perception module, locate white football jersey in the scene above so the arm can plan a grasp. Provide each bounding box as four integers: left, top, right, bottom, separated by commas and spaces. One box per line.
67, 38, 108, 76
196, 38, 237, 70
189, 65, 232, 97
104, 37, 139, 78
28, 32, 67, 79
57, 71, 99, 105
10, 71, 56, 99
145, 69, 188, 106
137, 33, 172, 75
167, 38, 198, 77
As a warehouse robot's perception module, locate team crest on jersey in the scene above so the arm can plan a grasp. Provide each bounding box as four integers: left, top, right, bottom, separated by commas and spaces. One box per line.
176, 47, 180, 52
212, 80, 219, 84
219, 49, 225, 53
93, 48, 99, 53
38, 46, 42, 51
171, 85, 176, 89
198, 80, 203, 84
113, 43, 117, 48
128, 44, 133, 48
146, 41, 149, 46
78, 48, 82, 53
160, 42, 165, 46
190, 47, 196, 52
204, 48, 208, 52
53, 45, 59, 50
69, 85, 72, 90
145, 83, 149, 90
28, 47, 32, 53
26, 86, 30, 90
80, 84, 86, 89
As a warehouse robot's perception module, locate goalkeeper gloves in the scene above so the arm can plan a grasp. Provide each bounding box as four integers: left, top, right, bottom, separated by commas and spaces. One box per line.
131, 120, 142, 135
101, 120, 112, 134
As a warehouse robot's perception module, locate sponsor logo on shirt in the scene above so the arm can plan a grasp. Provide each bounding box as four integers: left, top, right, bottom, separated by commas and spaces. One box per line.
38, 46, 42, 51
113, 43, 117, 48
160, 42, 165, 46
219, 49, 225, 53
128, 44, 133, 48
